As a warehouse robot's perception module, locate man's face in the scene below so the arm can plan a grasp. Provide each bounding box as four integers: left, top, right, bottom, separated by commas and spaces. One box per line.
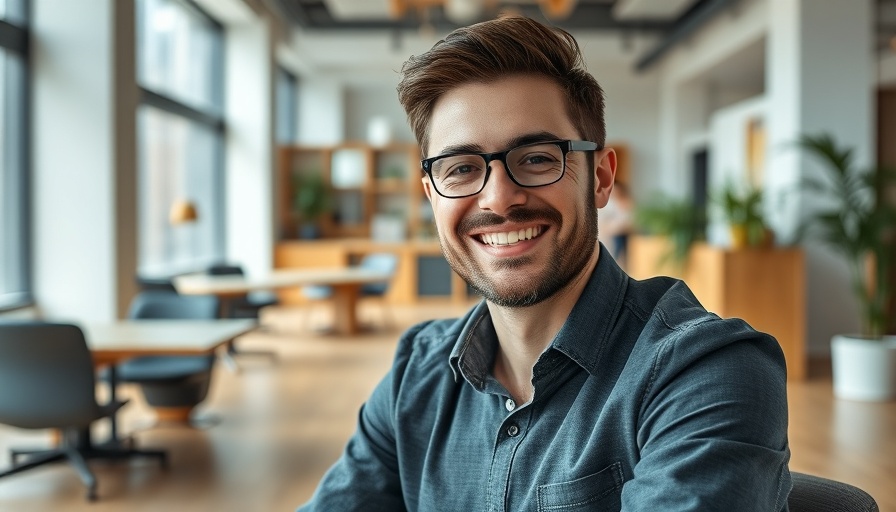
424, 74, 615, 307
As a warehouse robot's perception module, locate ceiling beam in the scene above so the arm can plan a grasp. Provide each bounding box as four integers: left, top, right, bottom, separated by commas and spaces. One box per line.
634, 0, 740, 72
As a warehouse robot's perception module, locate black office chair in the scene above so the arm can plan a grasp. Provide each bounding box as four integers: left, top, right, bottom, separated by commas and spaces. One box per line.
114, 291, 220, 424
788, 472, 879, 512
0, 322, 166, 501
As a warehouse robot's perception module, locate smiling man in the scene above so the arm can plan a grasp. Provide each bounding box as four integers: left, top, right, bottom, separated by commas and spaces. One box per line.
298, 15, 790, 512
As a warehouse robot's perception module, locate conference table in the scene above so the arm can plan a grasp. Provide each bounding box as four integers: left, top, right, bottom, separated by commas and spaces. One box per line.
83, 319, 257, 436
173, 268, 393, 335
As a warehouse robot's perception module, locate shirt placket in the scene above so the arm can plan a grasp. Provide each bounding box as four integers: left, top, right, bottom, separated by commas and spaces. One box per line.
486, 393, 533, 512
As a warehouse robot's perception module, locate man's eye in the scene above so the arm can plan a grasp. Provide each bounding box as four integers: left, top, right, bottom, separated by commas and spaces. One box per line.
449, 164, 476, 175
517, 152, 558, 166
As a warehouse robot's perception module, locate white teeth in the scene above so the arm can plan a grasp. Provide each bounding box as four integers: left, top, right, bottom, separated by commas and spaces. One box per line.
480, 226, 542, 246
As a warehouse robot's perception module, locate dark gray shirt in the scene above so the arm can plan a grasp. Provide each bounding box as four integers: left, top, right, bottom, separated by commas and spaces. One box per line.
299, 245, 791, 511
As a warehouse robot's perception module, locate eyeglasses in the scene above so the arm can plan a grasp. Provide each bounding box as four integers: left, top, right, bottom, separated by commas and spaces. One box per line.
421, 140, 600, 199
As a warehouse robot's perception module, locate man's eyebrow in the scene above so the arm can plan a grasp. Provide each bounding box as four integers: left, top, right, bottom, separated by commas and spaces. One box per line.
433, 131, 564, 157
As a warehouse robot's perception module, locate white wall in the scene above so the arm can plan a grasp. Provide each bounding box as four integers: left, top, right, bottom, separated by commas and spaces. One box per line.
31, 0, 138, 321
345, 84, 415, 144
224, 13, 276, 277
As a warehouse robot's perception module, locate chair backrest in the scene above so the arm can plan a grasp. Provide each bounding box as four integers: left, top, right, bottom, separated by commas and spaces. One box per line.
359, 253, 399, 296
207, 264, 245, 277
0, 322, 102, 429
128, 291, 220, 320
788, 472, 879, 512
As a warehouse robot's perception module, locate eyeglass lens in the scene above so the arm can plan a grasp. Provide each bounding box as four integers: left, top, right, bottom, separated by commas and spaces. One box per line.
430, 143, 565, 197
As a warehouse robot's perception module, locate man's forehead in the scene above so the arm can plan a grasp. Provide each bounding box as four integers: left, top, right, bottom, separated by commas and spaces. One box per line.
426, 75, 576, 156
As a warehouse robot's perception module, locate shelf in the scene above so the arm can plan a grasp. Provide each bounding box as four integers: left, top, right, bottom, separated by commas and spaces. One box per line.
278, 142, 424, 241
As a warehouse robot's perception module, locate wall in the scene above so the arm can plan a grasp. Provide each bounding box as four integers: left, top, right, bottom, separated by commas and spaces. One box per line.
31, 0, 138, 322
223, 12, 276, 277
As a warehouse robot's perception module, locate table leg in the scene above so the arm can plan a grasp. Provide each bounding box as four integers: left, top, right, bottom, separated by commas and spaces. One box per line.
107, 365, 119, 441
330, 284, 362, 335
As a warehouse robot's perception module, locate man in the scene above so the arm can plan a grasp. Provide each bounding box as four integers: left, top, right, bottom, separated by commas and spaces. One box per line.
299, 15, 790, 511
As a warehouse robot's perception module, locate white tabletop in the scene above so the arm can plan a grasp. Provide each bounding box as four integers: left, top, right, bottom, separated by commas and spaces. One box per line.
173, 268, 392, 296
83, 319, 257, 357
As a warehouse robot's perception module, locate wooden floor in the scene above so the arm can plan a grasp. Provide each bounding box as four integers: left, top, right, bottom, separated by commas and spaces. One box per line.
0, 302, 894, 511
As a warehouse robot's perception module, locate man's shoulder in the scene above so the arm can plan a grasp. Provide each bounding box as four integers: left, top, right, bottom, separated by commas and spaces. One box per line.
625, 275, 784, 376
392, 314, 468, 368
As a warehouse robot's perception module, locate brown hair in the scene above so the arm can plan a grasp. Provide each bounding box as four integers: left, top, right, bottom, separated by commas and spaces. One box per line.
397, 14, 606, 155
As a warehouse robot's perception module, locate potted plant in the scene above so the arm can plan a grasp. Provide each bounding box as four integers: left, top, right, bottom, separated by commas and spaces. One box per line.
634, 193, 706, 269
293, 172, 331, 239
795, 133, 896, 401
714, 180, 771, 249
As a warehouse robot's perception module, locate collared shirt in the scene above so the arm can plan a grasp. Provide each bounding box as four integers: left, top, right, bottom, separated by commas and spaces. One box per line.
298, 244, 791, 511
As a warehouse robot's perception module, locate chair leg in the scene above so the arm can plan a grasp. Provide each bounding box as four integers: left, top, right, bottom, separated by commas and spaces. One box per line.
63, 448, 98, 501
0, 450, 66, 479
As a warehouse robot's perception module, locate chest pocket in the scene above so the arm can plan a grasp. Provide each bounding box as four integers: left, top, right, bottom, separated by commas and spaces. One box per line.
536, 462, 624, 511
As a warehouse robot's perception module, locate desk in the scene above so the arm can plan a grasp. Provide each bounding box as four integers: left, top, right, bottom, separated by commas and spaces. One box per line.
84, 320, 256, 432
173, 269, 391, 335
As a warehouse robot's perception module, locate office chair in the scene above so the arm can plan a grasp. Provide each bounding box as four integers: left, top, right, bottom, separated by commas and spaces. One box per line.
0, 322, 166, 501
301, 252, 399, 330
114, 291, 220, 423
788, 472, 879, 512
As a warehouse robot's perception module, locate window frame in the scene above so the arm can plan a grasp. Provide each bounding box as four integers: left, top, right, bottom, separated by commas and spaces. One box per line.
135, 0, 226, 278
0, 0, 31, 312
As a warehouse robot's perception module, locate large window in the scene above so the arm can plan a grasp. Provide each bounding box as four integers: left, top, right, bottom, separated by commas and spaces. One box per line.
275, 66, 297, 144
136, 0, 224, 277
0, 0, 29, 310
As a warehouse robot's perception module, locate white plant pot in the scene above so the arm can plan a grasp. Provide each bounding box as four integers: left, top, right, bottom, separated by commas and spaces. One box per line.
831, 334, 896, 402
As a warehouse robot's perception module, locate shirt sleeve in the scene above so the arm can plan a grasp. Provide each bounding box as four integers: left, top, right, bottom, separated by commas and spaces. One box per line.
296, 325, 425, 512
621, 318, 792, 511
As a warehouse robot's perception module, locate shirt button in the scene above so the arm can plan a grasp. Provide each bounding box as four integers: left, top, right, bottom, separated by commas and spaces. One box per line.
505, 398, 516, 412
507, 424, 520, 437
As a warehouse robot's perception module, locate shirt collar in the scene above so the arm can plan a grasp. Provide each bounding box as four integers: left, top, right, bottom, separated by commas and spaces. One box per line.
448, 243, 630, 386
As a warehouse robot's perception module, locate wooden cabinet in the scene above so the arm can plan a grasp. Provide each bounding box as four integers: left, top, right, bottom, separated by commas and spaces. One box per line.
278, 143, 432, 241
627, 235, 807, 381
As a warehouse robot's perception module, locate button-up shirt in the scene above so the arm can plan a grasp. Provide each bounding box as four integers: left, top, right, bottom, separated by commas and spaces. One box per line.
298, 245, 791, 511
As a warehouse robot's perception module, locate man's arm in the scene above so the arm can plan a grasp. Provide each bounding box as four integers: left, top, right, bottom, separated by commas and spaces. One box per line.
622, 320, 792, 511
297, 324, 428, 512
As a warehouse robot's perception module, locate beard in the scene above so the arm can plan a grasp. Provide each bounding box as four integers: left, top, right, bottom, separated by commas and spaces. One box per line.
438, 188, 597, 308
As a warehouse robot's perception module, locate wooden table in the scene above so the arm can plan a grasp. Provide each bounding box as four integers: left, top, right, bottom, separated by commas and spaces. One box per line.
84, 319, 257, 432
173, 268, 392, 335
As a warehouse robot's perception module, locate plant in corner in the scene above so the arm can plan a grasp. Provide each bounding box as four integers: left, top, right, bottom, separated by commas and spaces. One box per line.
795, 133, 896, 401
293, 172, 331, 239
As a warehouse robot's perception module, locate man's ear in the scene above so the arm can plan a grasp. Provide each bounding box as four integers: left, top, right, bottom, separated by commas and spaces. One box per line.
422, 177, 434, 202
594, 148, 617, 209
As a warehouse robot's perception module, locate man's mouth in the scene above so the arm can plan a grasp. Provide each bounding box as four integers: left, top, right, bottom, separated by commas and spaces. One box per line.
478, 226, 543, 247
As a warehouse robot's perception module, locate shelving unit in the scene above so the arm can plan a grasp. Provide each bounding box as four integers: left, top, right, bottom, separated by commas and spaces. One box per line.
277, 142, 428, 241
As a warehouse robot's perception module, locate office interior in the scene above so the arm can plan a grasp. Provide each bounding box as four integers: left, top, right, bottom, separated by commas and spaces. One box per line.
1, 0, 895, 509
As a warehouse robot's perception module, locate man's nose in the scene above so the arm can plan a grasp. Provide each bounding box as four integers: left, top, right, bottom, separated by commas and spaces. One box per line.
476, 160, 527, 213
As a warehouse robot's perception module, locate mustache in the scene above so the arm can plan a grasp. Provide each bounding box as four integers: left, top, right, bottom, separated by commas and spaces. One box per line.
458, 207, 563, 233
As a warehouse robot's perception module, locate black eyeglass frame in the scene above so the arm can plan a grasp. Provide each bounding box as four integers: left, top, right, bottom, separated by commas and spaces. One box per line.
421, 139, 601, 199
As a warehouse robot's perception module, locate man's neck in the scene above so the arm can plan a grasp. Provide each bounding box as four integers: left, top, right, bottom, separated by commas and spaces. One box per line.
487, 250, 599, 403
